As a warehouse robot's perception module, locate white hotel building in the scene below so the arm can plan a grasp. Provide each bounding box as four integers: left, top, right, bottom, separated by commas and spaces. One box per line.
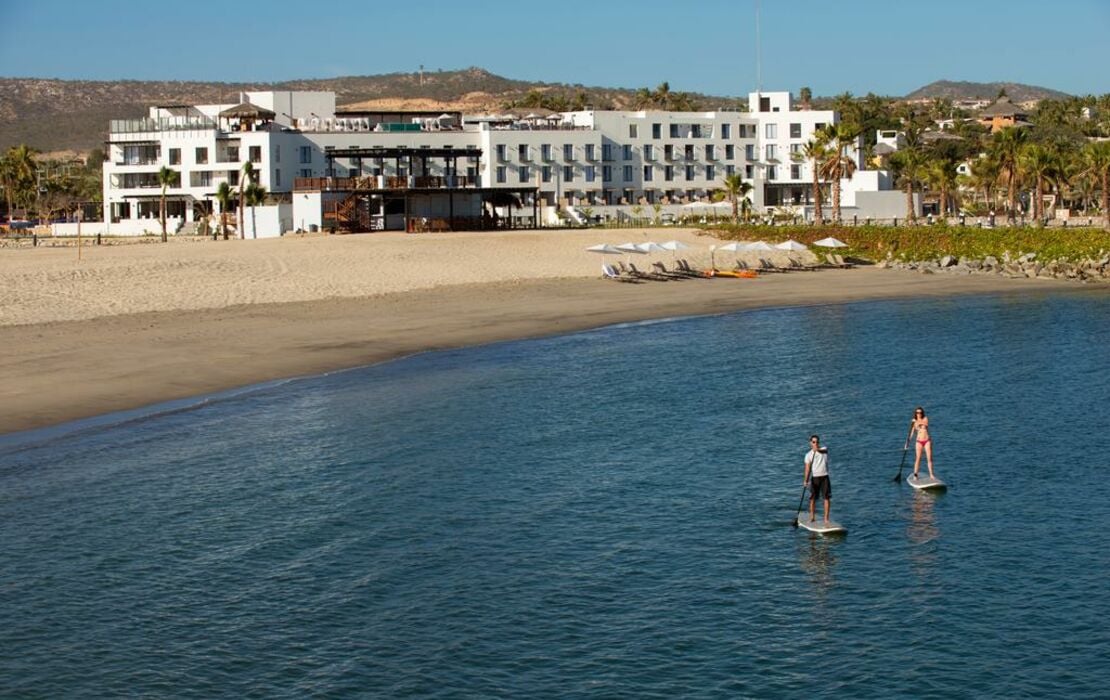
97, 89, 907, 237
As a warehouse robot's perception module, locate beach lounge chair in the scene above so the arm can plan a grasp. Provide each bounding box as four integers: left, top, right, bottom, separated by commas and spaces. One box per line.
786, 255, 819, 271
825, 253, 852, 269
653, 261, 689, 279
602, 263, 639, 282
628, 262, 669, 281
833, 253, 855, 268
758, 258, 789, 273
677, 259, 711, 278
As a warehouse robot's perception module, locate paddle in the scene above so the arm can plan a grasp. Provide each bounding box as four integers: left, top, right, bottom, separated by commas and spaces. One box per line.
892, 422, 915, 483
791, 483, 809, 528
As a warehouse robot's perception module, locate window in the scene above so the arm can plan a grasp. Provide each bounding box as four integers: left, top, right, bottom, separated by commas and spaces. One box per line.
664, 144, 674, 160
725, 144, 735, 160
685, 165, 695, 181
622, 144, 633, 160
815, 123, 827, 133
601, 143, 612, 161
623, 165, 633, 181
765, 123, 778, 139
670, 123, 679, 138
664, 165, 674, 181
745, 164, 754, 178
197, 171, 212, 187
274, 169, 281, 187
645, 190, 656, 204
229, 171, 239, 186
518, 165, 530, 182
629, 124, 638, 138
496, 166, 506, 183
745, 144, 755, 161
298, 146, 312, 164
249, 146, 261, 163
790, 143, 803, 155
643, 165, 654, 181
684, 144, 694, 160
765, 144, 778, 161
692, 124, 704, 138
273, 146, 281, 163
790, 164, 802, 179
541, 144, 552, 161
300, 168, 312, 178
652, 123, 661, 139
518, 144, 530, 161
585, 144, 596, 161
585, 165, 596, 182
643, 144, 654, 161
563, 144, 574, 161
195, 147, 208, 164
563, 165, 574, 182
602, 165, 612, 182
542, 166, 552, 183
725, 164, 735, 176
706, 165, 715, 181
705, 144, 715, 160
721, 123, 731, 139
496, 144, 507, 161
790, 123, 802, 139
168, 148, 181, 165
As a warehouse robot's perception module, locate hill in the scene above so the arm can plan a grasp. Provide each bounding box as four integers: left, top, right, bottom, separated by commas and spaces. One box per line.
0, 68, 740, 155
904, 80, 1070, 102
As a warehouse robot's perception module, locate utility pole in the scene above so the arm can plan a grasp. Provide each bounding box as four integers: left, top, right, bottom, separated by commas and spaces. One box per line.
419, 64, 424, 86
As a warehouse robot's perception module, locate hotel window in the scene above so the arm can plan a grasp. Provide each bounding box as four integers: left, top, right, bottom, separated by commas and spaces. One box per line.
745, 164, 754, 178
563, 165, 574, 182
643, 165, 654, 181
652, 123, 661, 139
629, 124, 638, 138
467, 166, 477, 180
768, 166, 778, 180
496, 144, 507, 161
541, 144, 552, 161
602, 165, 612, 182
299, 146, 312, 164
229, 171, 239, 186
518, 165, 530, 182
541, 166, 552, 183
518, 144, 530, 161
684, 144, 694, 160
623, 165, 633, 181
197, 171, 212, 187
496, 166, 506, 183
725, 164, 735, 176
585, 165, 596, 182
300, 168, 312, 178
663, 144, 673, 160
692, 124, 704, 138
645, 190, 656, 204
745, 144, 755, 161
705, 144, 715, 160
721, 123, 731, 139
706, 164, 715, 181
601, 144, 612, 161
168, 148, 181, 165
815, 123, 827, 132
585, 144, 596, 161
790, 164, 802, 179
622, 144, 633, 160
195, 147, 208, 165
790, 143, 803, 155
790, 123, 802, 139
765, 123, 777, 139
273, 146, 281, 163
670, 124, 680, 138
664, 165, 674, 181
249, 146, 262, 163
765, 144, 778, 161
643, 144, 654, 161
274, 169, 281, 187
685, 165, 695, 181
563, 144, 574, 161
725, 144, 735, 160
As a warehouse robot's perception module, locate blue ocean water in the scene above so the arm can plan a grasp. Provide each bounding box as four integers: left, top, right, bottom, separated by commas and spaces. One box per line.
2, 290, 1109, 697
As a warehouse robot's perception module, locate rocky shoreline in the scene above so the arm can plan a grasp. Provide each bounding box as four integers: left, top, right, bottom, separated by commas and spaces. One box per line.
878, 252, 1110, 283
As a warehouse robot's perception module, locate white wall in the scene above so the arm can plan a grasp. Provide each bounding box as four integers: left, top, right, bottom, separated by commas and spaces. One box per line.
241, 203, 291, 239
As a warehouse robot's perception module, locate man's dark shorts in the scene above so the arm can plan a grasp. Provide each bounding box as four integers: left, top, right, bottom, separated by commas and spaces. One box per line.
810, 475, 832, 500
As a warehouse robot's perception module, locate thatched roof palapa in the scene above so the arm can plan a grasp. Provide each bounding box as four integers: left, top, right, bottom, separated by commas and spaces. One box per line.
219, 102, 276, 119
979, 96, 1026, 118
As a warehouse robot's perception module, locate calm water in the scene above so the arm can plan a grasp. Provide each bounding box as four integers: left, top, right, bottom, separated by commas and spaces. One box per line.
2, 290, 1109, 697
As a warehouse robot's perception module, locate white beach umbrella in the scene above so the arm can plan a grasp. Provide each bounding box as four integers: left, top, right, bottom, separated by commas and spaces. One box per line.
586, 243, 623, 254
775, 239, 808, 252
636, 242, 667, 254
814, 236, 848, 248
659, 240, 691, 252
717, 241, 749, 253
746, 241, 774, 251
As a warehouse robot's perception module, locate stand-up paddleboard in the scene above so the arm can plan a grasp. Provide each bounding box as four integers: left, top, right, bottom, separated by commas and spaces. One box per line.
796, 514, 847, 535
907, 474, 947, 491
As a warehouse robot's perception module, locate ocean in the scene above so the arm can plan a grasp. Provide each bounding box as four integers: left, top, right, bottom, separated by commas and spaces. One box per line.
2, 290, 1108, 697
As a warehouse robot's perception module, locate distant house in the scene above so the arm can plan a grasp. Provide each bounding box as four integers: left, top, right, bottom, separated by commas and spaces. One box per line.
977, 96, 1030, 133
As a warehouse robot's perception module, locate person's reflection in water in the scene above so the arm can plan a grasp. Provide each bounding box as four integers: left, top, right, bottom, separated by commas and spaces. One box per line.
799, 535, 838, 594
908, 490, 942, 580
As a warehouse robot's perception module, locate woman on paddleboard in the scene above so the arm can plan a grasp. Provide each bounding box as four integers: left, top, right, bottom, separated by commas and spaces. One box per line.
909, 406, 935, 479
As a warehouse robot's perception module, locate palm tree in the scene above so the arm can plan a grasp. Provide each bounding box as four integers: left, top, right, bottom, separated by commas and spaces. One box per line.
890, 147, 925, 222
156, 165, 177, 242
990, 127, 1027, 221
654, 82, 671, 110
1, 145, 39, 219
817, 124, 859, 223
923, 156, 958, 218
1018, 143, 1058, 226
215, 181, 234, 240
964, 154, 1001, 212
794, 138, 830, 225
1079, 140, 1110, 229
244, 181, 267, 239
238, 161, 255, 239
721, 173, 753, 222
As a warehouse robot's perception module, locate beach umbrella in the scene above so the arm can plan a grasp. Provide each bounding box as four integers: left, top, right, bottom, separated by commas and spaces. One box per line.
635, 242, 667, 254
586, 243, 622, 255
775, 239, 808, 252
717, 241, 749, 253
746, 241, 774, 251
657, 239, 691, 263
814, 236, 848, 248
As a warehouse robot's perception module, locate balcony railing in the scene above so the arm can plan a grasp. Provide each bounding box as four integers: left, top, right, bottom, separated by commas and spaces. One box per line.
293, 175, 479, 192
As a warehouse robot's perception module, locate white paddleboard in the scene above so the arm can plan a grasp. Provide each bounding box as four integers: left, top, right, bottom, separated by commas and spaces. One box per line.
907, 474, 947, 491
796, 515, 847, 535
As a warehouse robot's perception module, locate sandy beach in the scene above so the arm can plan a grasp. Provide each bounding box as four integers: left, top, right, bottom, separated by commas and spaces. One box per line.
0, 228, 1081, 435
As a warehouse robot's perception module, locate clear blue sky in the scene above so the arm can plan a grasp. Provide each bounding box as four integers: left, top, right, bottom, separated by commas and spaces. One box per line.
1, 0, 1107, 97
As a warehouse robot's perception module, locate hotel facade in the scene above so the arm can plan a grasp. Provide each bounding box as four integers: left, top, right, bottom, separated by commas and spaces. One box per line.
96, 89, 908, 237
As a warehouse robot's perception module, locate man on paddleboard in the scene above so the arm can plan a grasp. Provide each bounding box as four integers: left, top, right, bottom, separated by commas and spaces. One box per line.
803, 435, 831, 524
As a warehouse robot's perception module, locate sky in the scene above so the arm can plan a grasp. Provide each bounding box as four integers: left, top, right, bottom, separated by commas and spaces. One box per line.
1, 0, 1108, 97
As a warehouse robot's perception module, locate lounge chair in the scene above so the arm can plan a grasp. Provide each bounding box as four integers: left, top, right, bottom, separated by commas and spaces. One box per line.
758, 258, 789, 273
602, 263, 639, 282
825, 253, 851, 269
653, 261, 690, 279
628, 262, 669, 280
787, 255, 819, 271
833, 253, 855, 268
677, 259, 711, 278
